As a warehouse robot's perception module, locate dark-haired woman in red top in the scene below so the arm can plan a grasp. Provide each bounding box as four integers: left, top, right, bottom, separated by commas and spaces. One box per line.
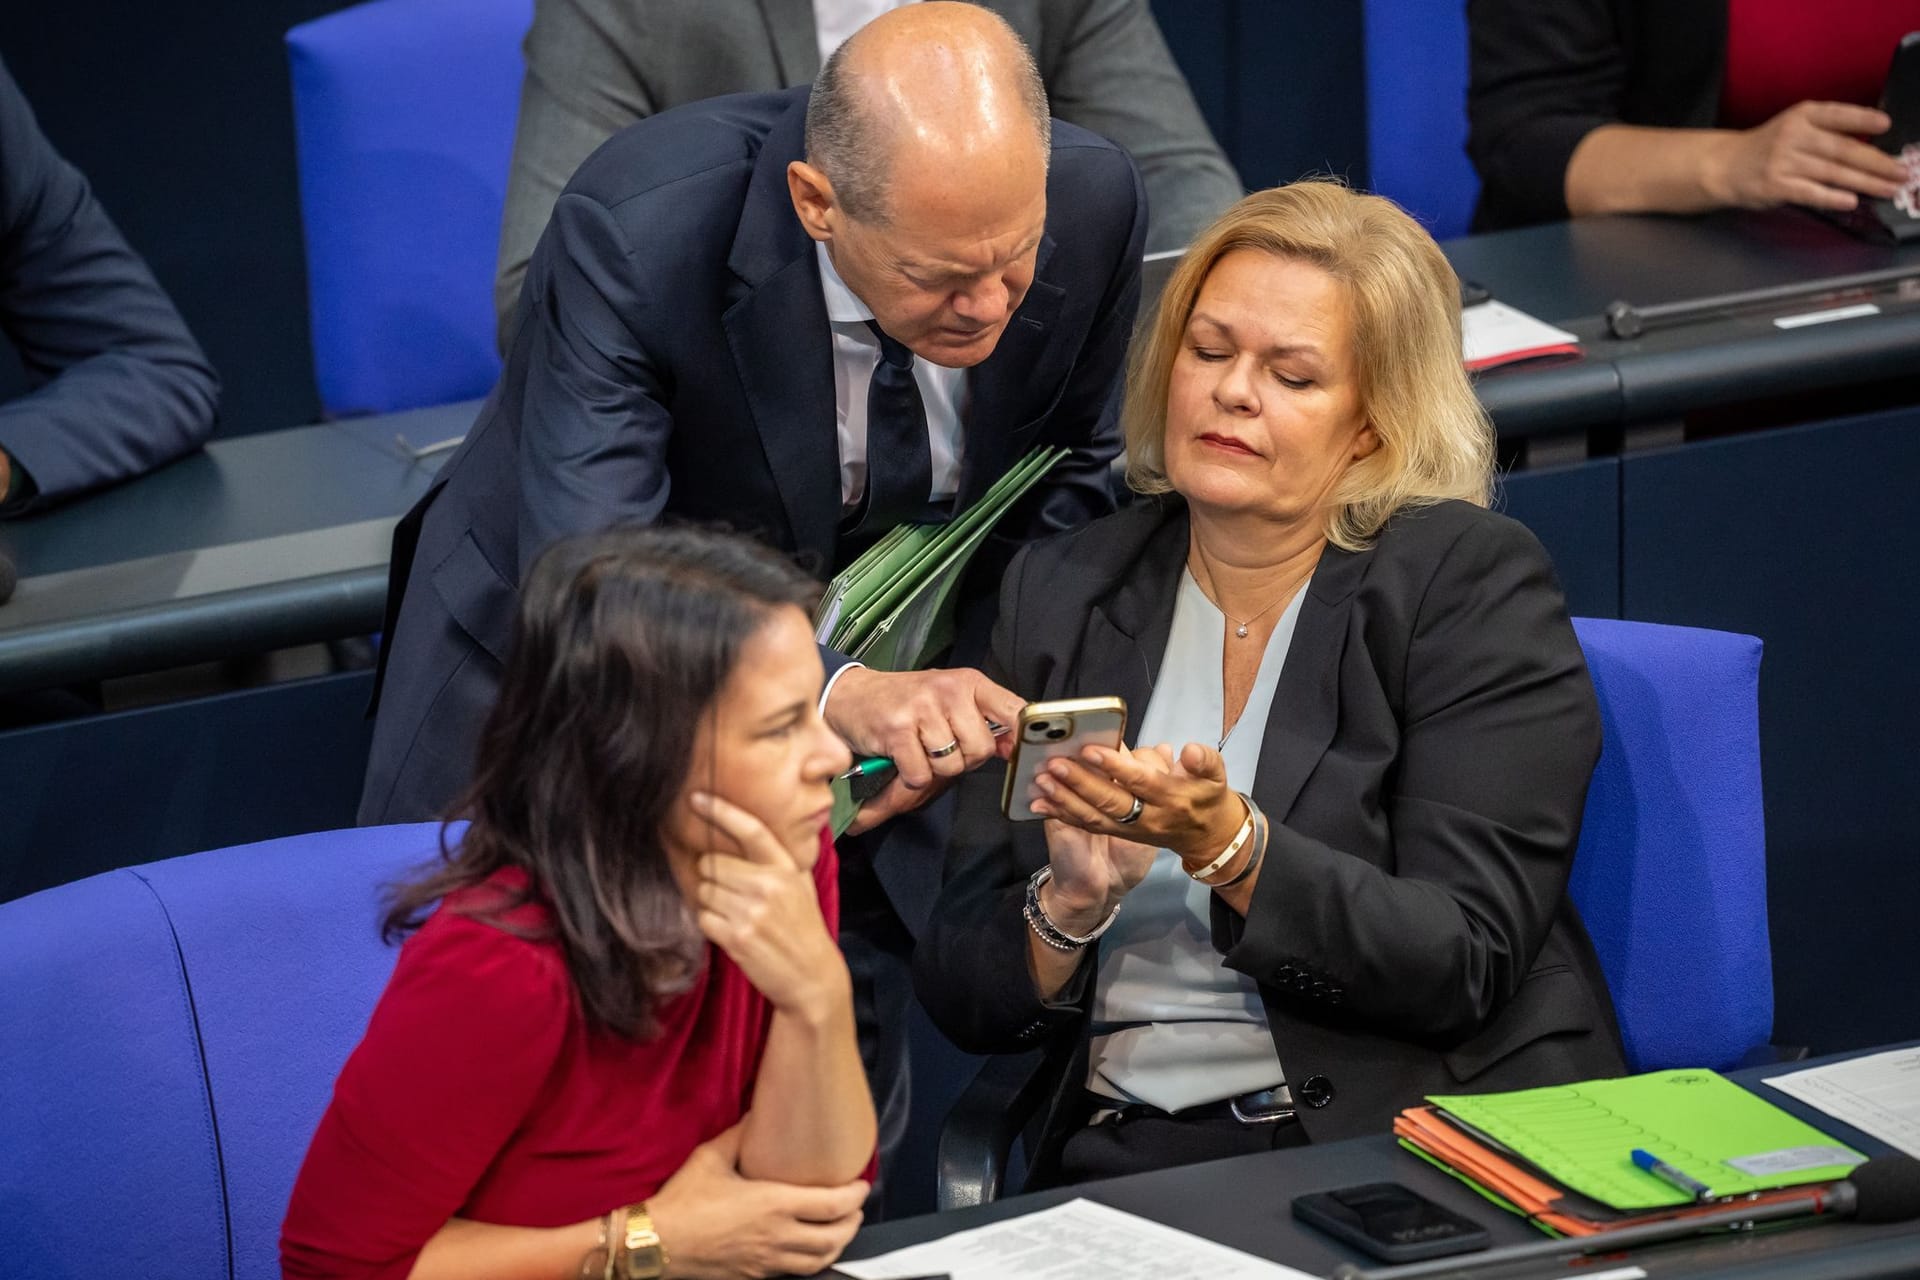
282, 525, 875, 1280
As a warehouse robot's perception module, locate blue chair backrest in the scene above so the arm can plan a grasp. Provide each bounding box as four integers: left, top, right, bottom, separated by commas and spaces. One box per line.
287, 0, 531, 417
0, 823, 454, 1280
1361, 0, 1479, 239
1569, 618, 1771, 1073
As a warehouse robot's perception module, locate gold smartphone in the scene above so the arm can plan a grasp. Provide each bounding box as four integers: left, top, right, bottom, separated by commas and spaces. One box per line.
1000, 696, 1128, 822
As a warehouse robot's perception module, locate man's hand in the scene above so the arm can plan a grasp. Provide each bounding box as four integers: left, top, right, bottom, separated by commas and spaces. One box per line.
824, 666, 1023, 835
1711, 101, 1906, 212
649, 1125, 869, 1280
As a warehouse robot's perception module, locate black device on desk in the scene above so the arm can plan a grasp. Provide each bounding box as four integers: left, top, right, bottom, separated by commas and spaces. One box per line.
1831, 30, 1920, 244
1292, 1182, 1489, 1264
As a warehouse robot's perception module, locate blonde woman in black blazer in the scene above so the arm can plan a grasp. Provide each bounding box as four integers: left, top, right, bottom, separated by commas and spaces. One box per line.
914, 182, 1627, 1188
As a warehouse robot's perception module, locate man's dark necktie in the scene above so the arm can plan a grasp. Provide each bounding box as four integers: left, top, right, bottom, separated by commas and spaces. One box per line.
849, 319, 933, 537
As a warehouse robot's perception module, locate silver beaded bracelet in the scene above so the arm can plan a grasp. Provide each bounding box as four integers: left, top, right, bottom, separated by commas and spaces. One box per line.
1023, 866, 1121, 951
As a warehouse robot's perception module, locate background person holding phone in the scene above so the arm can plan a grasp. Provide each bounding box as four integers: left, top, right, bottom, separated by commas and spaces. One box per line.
1468, 0, 1920, 230
282, 526, 874, 1280
915, 182, 1627, 1188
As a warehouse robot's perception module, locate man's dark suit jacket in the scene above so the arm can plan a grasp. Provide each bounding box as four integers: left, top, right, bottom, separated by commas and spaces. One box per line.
0, 56, 219, 514
914, 496, 1627, 1184
362, 88, 1145, 924
1468, 0, 1725, 230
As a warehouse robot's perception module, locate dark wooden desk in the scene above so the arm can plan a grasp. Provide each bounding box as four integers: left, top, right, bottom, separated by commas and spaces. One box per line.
0, 400, 471, 902
0, 399, 470, 696
1445, 210, 1920, 442
839, 1050, 1920, 1280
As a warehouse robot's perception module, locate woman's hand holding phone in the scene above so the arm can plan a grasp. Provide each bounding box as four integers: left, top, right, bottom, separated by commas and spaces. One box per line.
1034, 741, 1246, 871
1027, 743, 1169, 933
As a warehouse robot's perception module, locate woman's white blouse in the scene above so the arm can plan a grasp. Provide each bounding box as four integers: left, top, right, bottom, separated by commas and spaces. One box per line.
1086, 568, 1309, 1113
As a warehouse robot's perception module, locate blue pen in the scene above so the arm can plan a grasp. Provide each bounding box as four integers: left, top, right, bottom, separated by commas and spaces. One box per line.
1632, 1148, 1714, 1202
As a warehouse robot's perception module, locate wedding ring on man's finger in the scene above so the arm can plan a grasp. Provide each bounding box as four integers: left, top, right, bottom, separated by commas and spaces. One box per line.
1116, 795, 1145, 825
926, 739, 962, 759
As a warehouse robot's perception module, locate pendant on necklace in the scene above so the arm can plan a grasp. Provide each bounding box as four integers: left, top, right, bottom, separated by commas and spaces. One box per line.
1235, 624, 1249, 638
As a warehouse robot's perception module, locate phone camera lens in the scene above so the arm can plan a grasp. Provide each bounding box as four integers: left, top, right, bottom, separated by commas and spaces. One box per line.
1044, 725, 1070, 741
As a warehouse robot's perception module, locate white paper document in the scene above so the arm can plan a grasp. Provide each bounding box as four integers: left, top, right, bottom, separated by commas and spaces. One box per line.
1765, 1048, 1920, 1159
835, 1198, 1320, 1280
1460, 300, 1580, 369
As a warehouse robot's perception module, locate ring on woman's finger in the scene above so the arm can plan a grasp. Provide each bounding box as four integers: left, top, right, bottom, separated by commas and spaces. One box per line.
1115, 795, 1144, 825
926, 738, 962, 759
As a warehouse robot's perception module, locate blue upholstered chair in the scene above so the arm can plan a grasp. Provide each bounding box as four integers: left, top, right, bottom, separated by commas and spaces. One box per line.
934, 617, 1777, 1208
0, 823, 453, 1280
287, 0, 531, 417
1361, 0, 1479, 239
1567, 617, 1772, 1072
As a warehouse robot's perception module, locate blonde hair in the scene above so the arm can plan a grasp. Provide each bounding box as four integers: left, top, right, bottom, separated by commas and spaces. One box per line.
1123, 180, 1494, 551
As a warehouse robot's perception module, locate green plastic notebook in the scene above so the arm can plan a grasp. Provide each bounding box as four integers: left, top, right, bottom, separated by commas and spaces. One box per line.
1429, 1069, 1867, 1211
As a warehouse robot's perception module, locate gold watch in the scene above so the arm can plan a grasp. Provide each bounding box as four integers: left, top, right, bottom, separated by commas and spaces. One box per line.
618, 1203, 668, 1280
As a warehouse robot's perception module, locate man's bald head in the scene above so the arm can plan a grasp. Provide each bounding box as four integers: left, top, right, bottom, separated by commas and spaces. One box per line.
804, 2, 1051, 226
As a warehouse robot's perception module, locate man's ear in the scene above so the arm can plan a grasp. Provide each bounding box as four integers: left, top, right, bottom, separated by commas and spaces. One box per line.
787, 160, 836, 243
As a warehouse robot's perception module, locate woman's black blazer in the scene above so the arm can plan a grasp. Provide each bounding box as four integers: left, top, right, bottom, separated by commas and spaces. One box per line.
1468, 0, 1727, 230
913, 496, 1627, 1186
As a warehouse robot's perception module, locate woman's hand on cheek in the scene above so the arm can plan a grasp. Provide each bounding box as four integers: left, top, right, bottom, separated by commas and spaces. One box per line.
689, 793, 850, 1023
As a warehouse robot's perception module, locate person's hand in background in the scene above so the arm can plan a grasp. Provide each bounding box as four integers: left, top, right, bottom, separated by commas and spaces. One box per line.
1710, 101, 1906, 211
1566, 103, 1907, 218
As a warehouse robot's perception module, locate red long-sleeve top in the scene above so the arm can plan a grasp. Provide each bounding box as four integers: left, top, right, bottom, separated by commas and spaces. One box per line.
1720, 0, 1920, 129
281, 834, 839, 1279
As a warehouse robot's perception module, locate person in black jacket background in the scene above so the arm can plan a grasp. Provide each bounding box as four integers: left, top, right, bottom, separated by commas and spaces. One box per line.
1467, 0, 1918, 230
0, 55, 218, 515
915, 182, 1626, 1187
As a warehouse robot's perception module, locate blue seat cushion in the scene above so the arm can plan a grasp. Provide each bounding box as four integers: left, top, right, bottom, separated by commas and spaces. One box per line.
138, 822, 452, 1280
1570, 617, 1770, 1072
0, 870, 228, 1278
287, 0, 531, 415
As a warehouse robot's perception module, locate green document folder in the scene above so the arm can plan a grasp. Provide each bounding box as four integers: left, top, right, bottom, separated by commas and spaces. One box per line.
1429, 1069, 1867, 1212
818, 445, 1069, 833
814, 445, 1067, 663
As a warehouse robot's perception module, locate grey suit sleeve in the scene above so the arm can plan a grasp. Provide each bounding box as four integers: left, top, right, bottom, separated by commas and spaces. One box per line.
1217, 517, 1602, 1044
494, 0, 657, 351
0, 59, 218, 516
1041, 0, 1242, 251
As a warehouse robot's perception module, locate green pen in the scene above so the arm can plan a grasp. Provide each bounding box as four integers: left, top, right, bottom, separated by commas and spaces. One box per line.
837, 757, 897, 781
835, 720, 1010, 781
